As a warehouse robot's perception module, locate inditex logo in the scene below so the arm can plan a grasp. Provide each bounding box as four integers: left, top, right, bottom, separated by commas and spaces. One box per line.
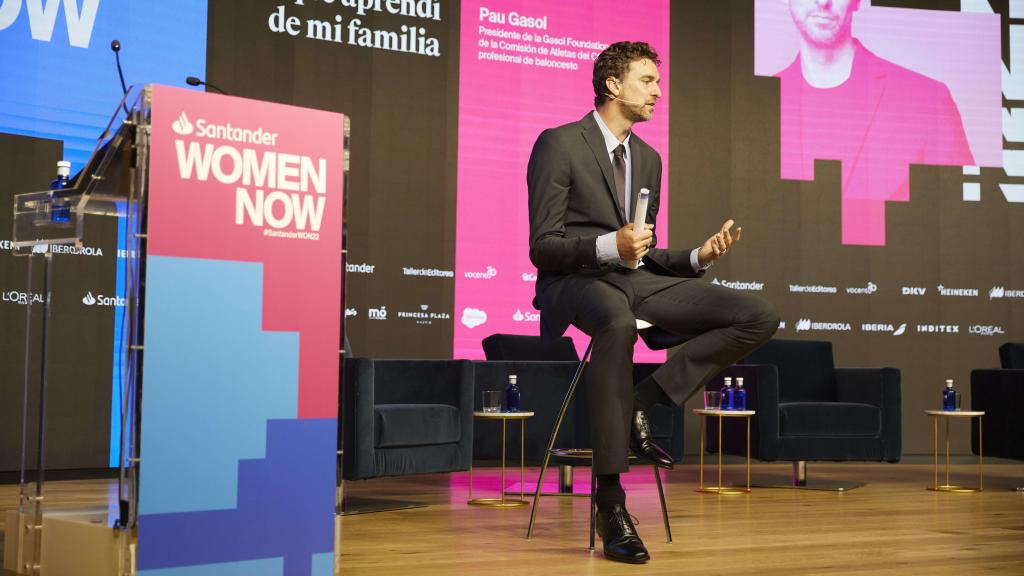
464, 266, 497, 280
172, 112, 194, 136
461, 307, 487, 328
916, 324, 960, 334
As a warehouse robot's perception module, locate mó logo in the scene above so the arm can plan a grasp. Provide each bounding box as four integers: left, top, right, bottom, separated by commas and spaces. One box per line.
172, 112, 194, 136
368, 306, 387, 320
461, 307, 487, 328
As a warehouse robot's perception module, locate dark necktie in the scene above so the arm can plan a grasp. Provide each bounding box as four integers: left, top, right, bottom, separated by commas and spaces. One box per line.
612, 144, 626, 220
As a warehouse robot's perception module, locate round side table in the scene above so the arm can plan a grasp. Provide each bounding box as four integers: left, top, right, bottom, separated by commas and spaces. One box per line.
924, 410, 984, 492
693, 408, 756, 495
468, 411, 534, 508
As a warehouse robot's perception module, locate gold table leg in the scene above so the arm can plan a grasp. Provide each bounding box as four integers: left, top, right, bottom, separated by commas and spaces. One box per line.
696, 413, 750, 495
469, 417, 529, 508
927, 414, 982, 493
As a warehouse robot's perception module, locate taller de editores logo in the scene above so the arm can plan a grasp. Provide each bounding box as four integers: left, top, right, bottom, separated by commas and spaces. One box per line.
172, 108, 328, 239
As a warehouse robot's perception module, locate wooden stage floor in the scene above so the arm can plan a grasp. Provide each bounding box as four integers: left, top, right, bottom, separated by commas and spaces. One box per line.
2, 462, 1023, 575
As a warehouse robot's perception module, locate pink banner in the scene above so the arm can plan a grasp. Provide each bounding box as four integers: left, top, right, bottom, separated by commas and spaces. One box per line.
148, 85, 344, 418
454, 0, 670, 360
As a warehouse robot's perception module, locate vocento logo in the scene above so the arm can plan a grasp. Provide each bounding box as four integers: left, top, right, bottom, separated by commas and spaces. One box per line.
173, 112, 328, 241
464, 266, 497, 279
172, 112, 194, 136
990, 286, 1024, 299
846, 282, 878, 295
461, 307, 487, 328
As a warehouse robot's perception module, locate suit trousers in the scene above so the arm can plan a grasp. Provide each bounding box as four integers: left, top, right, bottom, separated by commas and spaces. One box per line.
569, 267, 779, 475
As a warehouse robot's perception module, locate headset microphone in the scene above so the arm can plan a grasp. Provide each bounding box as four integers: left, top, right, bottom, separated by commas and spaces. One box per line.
606, 93, 648, 107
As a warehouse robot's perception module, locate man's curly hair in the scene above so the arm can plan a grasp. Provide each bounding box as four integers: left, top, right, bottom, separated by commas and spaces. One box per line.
592, 41, 661, 108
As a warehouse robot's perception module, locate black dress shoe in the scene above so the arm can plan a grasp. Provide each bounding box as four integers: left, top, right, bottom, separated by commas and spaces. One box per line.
630, 410, 674, 469
595, 503, 650, 564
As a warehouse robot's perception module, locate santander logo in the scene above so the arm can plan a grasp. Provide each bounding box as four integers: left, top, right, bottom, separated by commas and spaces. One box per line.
172, 112, 194, 136
82, 291, 96, 305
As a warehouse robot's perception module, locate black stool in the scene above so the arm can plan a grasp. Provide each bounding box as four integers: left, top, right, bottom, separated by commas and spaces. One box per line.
525, 319, 687, 549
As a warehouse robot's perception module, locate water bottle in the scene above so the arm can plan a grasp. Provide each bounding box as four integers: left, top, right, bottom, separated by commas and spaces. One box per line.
942, 379, 956, 411
720, 377, 734, 411
735, 377, 747, 411
504, 374, 521, 412
49, 160, 72, 223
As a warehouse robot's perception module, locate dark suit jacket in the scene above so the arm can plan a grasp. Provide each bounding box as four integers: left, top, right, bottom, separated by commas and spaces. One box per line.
527, 112, 703, 340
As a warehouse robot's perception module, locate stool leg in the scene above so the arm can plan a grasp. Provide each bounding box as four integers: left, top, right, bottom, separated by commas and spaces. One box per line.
654, 467, 672, 543
526, 340, 594, 539
589, 463, 597, 551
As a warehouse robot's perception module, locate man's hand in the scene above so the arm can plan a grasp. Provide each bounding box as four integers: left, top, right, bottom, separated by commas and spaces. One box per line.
616, 223, 653, 261
698, 219, 742, 266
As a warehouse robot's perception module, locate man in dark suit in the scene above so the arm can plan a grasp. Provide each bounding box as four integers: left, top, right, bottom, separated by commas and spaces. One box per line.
528, 41, 779, 564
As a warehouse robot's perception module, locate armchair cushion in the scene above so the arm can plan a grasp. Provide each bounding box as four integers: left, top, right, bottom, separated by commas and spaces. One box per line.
482, 334, 579, 361
374, 404, 461, 448
779, 402, 881, 437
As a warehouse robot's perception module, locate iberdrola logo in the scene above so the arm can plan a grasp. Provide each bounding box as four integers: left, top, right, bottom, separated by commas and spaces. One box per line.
172, 112, 194, 136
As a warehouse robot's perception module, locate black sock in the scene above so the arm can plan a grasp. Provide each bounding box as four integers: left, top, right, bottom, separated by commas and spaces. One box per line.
596, 473, 626, 509
634, 375, 672, 411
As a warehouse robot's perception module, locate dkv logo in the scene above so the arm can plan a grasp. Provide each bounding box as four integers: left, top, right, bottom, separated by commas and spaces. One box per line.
0, 0, 100, 48
172, 112, 194, 136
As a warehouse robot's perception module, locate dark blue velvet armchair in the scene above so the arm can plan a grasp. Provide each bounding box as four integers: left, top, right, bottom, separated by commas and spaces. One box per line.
971, 343, 1024, 462
342, 358, 474, 481
710, 339, 901, 487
